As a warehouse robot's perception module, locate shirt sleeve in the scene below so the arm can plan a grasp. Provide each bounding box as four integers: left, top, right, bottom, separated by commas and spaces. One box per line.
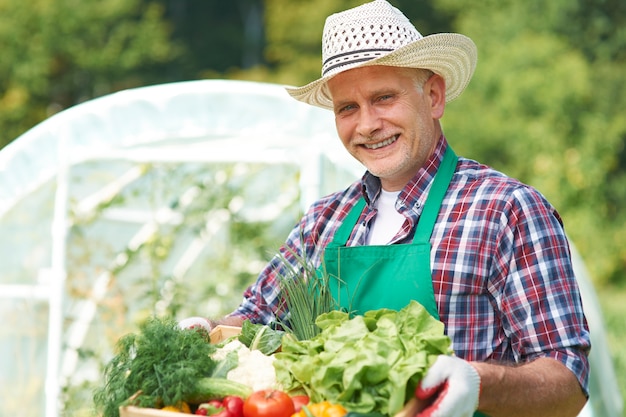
494, 185, 591, 394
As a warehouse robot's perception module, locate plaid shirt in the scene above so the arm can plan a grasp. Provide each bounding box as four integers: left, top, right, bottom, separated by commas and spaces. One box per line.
232, 135, 591, 393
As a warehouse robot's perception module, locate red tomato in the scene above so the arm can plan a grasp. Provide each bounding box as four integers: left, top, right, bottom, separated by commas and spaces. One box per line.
243, 389, 295, 417
291, 395, 310, 413
222, 396, 244, 417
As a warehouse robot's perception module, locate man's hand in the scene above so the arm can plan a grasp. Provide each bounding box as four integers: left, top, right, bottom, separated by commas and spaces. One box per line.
177, 316, 213, 332
416, 355, 481, 417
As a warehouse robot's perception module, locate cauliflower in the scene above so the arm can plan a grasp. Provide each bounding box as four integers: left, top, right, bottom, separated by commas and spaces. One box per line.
213, 340, 279, 391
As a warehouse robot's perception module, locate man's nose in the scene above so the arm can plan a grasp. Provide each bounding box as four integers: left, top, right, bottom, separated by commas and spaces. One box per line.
356, 105, 383, 137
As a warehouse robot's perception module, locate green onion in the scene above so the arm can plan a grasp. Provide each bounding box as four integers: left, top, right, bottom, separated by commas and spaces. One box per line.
276, 247, 336, 340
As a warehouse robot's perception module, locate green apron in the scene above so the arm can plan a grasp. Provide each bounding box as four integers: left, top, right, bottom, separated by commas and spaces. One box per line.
321, 146, 488, 417
322, 146, 457, 319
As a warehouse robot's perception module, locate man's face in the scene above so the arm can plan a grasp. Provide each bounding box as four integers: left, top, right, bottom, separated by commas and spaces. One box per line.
327, 66, 443, 191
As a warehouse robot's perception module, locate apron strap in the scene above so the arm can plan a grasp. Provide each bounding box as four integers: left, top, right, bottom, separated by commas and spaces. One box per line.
329, 197, 366, 247
413, 146, 458, 243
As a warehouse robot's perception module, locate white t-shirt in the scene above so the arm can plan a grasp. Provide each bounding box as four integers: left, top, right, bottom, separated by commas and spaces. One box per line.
367, 189, 406, 245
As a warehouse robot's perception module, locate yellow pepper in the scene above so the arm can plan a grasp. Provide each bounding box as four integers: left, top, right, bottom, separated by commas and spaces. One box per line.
291, 401, 347, 417
161, 401, 191, 413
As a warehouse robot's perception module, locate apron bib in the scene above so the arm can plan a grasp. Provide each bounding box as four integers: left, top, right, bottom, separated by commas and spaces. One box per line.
321, 146, 458, 319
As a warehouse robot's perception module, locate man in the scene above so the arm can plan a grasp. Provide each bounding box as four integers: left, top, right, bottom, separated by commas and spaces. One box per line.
181, 1, 590, 416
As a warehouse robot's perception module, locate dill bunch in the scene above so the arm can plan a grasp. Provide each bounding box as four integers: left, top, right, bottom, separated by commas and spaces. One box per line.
93, 316, 218, 417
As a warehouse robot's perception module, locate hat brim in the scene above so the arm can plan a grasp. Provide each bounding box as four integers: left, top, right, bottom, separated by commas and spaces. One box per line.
286, 33, 477, 110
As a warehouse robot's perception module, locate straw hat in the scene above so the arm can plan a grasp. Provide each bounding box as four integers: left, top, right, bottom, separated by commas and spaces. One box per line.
286, 0, 477, 110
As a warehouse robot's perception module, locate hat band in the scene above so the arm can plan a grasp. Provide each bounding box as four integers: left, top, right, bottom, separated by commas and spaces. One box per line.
322, 48, 394, 77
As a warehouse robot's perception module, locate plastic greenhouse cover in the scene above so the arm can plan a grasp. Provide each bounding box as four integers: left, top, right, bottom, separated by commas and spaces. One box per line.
0, 79, 362, 218
0, 80, 621, 417
0, 79, 363, 417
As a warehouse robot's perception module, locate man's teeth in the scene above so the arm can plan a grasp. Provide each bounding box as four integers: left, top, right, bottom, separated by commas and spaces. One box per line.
364, 135, 398, 150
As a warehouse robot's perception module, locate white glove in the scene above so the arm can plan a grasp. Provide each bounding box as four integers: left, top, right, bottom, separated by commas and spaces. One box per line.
415, 355, 481, 417
177, 316, 213, 333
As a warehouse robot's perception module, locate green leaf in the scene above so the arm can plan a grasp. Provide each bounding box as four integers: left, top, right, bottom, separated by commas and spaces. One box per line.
238, 320, 284, 355
210, 349, 239, 379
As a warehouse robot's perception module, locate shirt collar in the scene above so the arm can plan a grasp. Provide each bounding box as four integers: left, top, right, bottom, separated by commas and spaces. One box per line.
361, 135, 450, 214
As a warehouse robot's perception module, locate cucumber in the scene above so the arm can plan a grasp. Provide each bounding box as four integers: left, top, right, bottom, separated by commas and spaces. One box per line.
186, 377, 253, 403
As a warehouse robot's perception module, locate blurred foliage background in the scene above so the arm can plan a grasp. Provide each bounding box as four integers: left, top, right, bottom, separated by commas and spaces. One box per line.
0, 0, 624, 415
1, 0, 625, 287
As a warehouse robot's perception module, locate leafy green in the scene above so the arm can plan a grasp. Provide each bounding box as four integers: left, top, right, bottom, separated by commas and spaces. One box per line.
238, 319, 284, 355
210, 349, 240, 379
93, 316, 219, 417
273, 301, 452, 416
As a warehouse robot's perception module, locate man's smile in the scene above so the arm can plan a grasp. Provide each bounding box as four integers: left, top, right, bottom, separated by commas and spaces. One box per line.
363, 134, 399, 150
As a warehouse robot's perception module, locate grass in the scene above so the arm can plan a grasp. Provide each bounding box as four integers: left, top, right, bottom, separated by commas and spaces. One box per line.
596, 284, 626, 416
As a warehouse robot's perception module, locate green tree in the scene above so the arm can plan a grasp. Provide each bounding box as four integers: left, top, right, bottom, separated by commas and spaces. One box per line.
433, 0, 626, 285
0, 0, 178, 149
240, 0, 451, 86
155, 0, 266, 79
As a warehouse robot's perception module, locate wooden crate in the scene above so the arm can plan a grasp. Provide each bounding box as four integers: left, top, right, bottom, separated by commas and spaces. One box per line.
208, 325, 242, 343
120, 405, 188, 417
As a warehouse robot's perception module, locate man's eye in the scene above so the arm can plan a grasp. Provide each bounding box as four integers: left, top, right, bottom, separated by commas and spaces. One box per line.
337, 104, 356, 113
378, 94, 393, 102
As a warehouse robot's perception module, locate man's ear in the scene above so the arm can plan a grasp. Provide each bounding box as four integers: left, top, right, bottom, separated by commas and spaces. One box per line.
427, 74, 446, 120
